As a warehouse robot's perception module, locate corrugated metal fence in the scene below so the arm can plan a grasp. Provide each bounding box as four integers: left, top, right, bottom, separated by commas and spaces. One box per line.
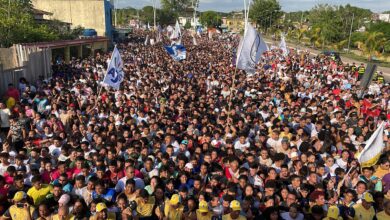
0, 45, 52, 95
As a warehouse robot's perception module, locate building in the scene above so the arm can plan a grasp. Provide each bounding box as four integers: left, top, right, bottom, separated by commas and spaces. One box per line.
22, 37, 109, 63
223, 11, 245, 33
31, 0, 113, 37
372, 13, 390, 23
178, 16, 201, 28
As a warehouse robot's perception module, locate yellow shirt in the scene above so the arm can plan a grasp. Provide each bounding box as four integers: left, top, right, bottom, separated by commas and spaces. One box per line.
353, 203, 375, 220
135, 196, 155, 217
376, 211, 390, 220
2, 205, 35, 220
27, 184, 53, 206
373, 167, 389, 179
196, 210, 213, 220
52, 213, 75, 220
222, 214, 247, 220
164, 203, 184, 220
89, 212, 116, 220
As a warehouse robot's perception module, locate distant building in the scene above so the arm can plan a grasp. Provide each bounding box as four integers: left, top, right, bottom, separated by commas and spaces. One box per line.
31, 0, 113, 38
178, 16, 201, 27
372, 13, 390, 23
223, 11, 245, 33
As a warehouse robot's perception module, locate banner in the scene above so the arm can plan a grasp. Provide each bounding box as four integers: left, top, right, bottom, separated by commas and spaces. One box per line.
103, 47, 124, 90
358, 122, 385, 167
236, 23, 268, 72
164, 44, 186, 61
279, 35, 289, 57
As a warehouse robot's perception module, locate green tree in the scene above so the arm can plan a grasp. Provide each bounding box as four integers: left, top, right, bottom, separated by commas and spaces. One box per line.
140, 6, 155, 24
249, 0, 283, 32
184, 20, 191, 29
199, 11, 221, 28
0, 0, 59, 47
161, 0, 192, 13
355, 32, 387, 59
158, 9, 176, 26
116, 7, 138, 26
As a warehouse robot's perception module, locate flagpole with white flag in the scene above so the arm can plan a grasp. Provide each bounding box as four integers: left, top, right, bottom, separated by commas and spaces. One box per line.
358, 122, 385, 167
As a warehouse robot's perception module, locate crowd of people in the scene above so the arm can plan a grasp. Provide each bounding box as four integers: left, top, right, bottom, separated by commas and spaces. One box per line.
0, 30, 389, 220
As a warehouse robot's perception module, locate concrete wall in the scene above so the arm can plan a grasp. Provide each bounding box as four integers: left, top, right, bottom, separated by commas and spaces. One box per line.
0, 47, 17, 70
32, 0, 110, 37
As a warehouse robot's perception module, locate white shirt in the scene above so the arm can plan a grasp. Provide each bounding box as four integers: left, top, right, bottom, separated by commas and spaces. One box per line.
0, 108, 11, 128
0, 163, 9, 176
281, 212, 304, 220
266, 138, 282, 150
48, 144, 62, 158
234, 141, 250, 152
336, 158, 348, 170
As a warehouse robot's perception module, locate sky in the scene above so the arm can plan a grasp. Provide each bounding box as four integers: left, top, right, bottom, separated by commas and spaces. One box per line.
116, 0, 390, 13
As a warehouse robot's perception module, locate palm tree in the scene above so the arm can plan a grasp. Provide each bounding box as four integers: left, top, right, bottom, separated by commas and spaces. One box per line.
355, 31, 387, 60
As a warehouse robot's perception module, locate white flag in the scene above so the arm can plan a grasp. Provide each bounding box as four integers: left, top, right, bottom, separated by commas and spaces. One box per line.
170, 20, 181, 40
193, 36, 197, 46
144, 35, 149, 46
103, 47, 124, 90
236, 23, 268, 72
358, 122, 385, 167
279, 34, 289, 57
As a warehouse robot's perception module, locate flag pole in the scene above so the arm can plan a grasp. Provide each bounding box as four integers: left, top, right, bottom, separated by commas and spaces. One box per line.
227, 0, 251, 119
88, 45, 117, 114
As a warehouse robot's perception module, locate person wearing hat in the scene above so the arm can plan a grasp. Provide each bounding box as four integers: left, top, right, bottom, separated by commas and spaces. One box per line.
222, 200, 246, 220
163, 194, 184, 220
352, 192, 375, 220
196, 200, 213, 220
89, 202, 116, 220
324, 206, 342, 220
2, 191, 34, 220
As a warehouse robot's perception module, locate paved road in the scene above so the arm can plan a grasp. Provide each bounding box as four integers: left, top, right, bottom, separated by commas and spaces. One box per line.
265, 39, 390, 81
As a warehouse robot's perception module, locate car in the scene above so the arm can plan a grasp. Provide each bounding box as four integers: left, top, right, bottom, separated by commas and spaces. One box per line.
321, 51, 341, 62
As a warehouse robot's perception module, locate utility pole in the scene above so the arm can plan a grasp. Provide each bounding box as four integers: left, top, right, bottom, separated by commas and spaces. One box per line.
347, 13, 355, 53
152, 0, 157, 30
114, 0, 117, 27
300, 11, 303, 27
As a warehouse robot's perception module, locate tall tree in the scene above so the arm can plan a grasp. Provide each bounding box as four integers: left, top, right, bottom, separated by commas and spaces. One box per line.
249, 0, 283, 31
161, 0, 192, 14
355, 32, 387, 60
0, 0, 57, 47
199, 11, 221, 28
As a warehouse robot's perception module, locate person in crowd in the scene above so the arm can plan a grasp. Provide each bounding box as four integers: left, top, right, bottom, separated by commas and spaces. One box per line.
0, 30, 388, 220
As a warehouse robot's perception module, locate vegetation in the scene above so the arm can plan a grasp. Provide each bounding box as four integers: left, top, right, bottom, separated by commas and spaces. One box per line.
0, 0, 83, 47
249, 0, 283, 32
199, 11, 222, 28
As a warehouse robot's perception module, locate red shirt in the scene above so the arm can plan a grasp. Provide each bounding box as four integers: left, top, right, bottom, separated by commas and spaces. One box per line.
5, 88, 20, 101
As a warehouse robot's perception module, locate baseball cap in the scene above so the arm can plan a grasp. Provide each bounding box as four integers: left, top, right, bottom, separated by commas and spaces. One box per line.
170, 194, 180, 205
96, 203, 107, 212
13, 191, 27, 202
198, 200, 209, 213
58, 194, 71, 205
326, 206, 339, 219
363, 192, 374, 203
230, 200, 241, 211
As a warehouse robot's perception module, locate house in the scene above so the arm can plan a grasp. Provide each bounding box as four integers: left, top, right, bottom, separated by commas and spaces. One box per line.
31, 0, 113, 38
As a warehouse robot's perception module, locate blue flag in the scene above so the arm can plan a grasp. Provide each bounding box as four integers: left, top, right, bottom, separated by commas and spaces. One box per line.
164, 44, 186, 61
103, 47, 124, 90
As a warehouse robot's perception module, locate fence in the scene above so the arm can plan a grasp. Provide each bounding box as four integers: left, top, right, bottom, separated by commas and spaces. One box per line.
0, 45, 52, 95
